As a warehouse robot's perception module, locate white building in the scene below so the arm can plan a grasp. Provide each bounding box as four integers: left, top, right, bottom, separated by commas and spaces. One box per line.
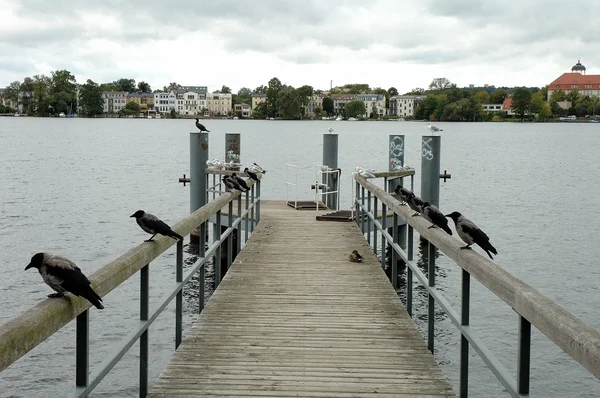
174, 86, 207, 115
389, 95, 425, 118
102, 91, 127, 114
356, 94, 386, 117
481, 103, 503, 112
207, 92, 232, 116
154, 91, 176, 114
306, 93, 324, 117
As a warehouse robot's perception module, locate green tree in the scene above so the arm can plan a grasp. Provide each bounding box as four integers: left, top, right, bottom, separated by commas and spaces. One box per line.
254, 85, 267, 94
163, 82, 182, 92
5, 81, 21, 109
387, 87, 399, 97
322, 97, 334, 115
252, 102, 268, 119
220, 85, 232, 94
79, 79, 104, 117
428, 77, 455, 93
529, 91, 550, 121
276, 86, 302, 119
490, 89, 508, 104
551, 89, 566, 102
32, 74, 51, 115
414, 95, 439, 120
511, 88, 532, 121
49, 69, 77, 114
125, 101, 140, 115
312, 106, 322, 117
266, 77, 283, 117
296, 85, 314, 116
344, 100, 366, 118
114, 78, 136, 93
475, 90, 490, 104
21, 77, 35, 113
342, 83, 370, 94
99, 82, 120, 92
137, 81, 151, 92
237, 87, 252, 105
405, 88, 425, 95
566, 89, 580, 104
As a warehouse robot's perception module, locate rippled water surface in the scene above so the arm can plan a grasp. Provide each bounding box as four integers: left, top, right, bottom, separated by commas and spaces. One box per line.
1, 118, 600, 397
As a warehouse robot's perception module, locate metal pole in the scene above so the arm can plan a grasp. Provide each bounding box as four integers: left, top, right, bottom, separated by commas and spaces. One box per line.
225, 133, 241, 172
139, 264, 149, 398
421, 135, 441, 207
175, 240, 183, 349
389, 134, 407, 255
427, 242, 435, 353
190, 132, 208, 212
75, 311, 89, 390
322, 133, 338, 210
460, 269, 471, 397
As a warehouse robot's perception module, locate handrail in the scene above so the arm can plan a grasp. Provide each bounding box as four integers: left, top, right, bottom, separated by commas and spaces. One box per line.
354, 174, 600, 395
286, 164, 298, 208
0, 175, 261, 396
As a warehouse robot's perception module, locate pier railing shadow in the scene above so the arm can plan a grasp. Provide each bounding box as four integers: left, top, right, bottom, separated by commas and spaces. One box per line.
0, 175, 262, 398
354, 173, 600, 397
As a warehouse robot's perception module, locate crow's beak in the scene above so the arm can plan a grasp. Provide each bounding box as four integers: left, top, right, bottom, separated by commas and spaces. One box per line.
130, 214, 135, 218
25, 262, 33, 271
444, 214, 451, 218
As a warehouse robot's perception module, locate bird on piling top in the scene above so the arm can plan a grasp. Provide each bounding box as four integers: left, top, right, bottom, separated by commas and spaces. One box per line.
231, 172, 250, 191
25, 253, 104, 309
349, 250, 364, 262
328, 127, 334, 134
426, 122, 442, 133
130, 210, 183, 242
421, 202, 453, 235
445, 211, 498, 259
244, 167, 260, 182
195, 118, 210, 132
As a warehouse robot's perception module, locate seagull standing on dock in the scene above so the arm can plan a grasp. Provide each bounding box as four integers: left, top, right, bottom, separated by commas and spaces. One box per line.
130, 210, 183, 242
445, 211, 498, 259
426, 122, 442, 134
25, 253, 104, 309
195, 118, 210, 132
421, 202, 452, 235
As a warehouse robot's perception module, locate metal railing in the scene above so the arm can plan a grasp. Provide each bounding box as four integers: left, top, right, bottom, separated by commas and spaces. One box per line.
286, 164, 298, 208
314, 165, 340, 213
0, 177, 261, 398
354, 174, 600, 397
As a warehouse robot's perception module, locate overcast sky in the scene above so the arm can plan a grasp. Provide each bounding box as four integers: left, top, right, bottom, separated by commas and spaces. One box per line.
1, 0, 597, 93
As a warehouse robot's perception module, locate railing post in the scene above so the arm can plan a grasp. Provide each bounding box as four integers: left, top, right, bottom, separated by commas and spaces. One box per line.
518, 316, 532, 394
391, 213, 399, 288
75, 310, 89, 392
237, 195, 242, 253
322, 133, 339, 210
139, 263, 149, 398
355, 181, 360, 227
460, 269, 471, 397
214, 211, 222, 287
360, 186, 365, 233
421, 135, 441, 207
227, 201, 234, 270
175, 239, 183, 349
373, 197, 378, 255
250, 185, 255, 232
199, 264, 205, 313
381, 201, 387, 269
427, 242, 435, 353
245, 190, 249, 242
389, 135, 407, 255
367, 191, 372, 245
256, 180, 261, 224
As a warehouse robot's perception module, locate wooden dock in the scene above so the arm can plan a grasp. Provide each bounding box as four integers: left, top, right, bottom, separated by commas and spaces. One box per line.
147, 201, 455, 397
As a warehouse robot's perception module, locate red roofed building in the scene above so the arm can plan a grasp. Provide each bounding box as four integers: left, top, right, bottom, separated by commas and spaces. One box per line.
548, 60, 600, 101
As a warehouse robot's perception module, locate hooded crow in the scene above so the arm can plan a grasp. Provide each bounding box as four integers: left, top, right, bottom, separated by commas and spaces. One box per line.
195, 119, 210, 132
231, 173, 250, 191
394, 186, 412, 205
406, 192, 424, 216
244, 167, 260, 182
222, 175, 237, 192
130, 210, 183, 242
445, 211, 498, 259
421, 202, 453, 235
25, 253, 104, 309
349, 250, 364, 263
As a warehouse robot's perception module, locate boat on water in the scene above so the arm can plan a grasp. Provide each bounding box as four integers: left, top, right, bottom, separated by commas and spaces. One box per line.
589, 120, 599, 123
559, 115, 577, 121
348, 117, 358, 121
335, 115, 343, 121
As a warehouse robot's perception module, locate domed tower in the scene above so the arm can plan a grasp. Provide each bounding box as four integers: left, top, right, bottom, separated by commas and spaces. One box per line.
571, 59, 586, 74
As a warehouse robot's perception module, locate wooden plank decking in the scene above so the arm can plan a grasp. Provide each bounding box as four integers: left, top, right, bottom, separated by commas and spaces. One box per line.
147, 200, 455, 397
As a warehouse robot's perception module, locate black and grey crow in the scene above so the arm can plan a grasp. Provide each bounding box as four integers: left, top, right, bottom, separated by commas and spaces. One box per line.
25, 253, 104, 309
244, 167, 260, 182
421, 202, 453, 235
407, 192, 424, 216
222, 175, 236, 192
194, 118, 210, 132
130, 210, 183, 242
445, 211, 498, 259
231, 173, 250, 191
394, 186, 412, 205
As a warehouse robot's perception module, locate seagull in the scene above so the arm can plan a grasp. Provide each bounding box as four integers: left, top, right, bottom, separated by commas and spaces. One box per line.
406, 192, 424, 216
130, 210, 183, 242
426, 122, 442, 133
195, 118, 210, 132
250, 163, 267, 174
354, 166, 376, 179
328, 127, 334, 134
349, 250, 364, 262
231, 172, 250, 191
25, 253, 104, 309
244, 167, 260, 182
421, 202, 452, 235
445, 211, 498, 259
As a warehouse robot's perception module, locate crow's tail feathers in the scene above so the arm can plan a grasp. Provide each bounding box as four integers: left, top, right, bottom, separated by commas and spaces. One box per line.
84, 288, 104, 310
169, 230, 184, 241
482, 242, 498, 259
442, 225, 453, 236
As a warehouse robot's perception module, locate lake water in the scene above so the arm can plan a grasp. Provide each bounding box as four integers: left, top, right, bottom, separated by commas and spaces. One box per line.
1, 117, 600, 397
